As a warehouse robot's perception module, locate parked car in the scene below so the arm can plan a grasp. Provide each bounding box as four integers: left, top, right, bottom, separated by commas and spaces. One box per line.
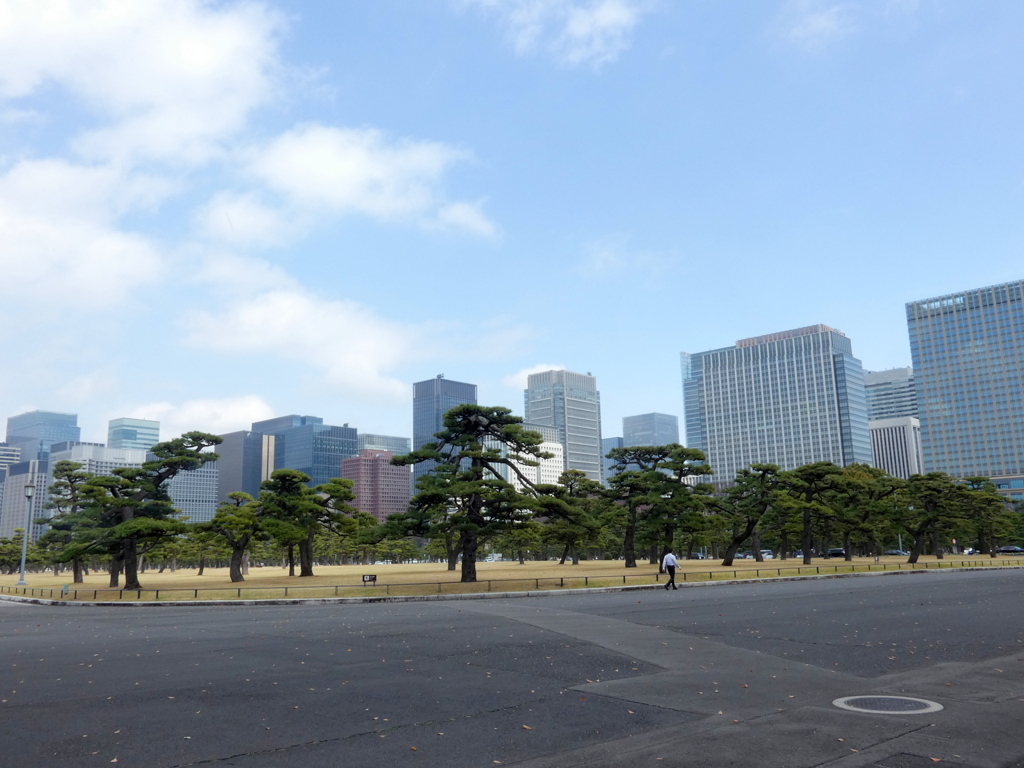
996, 545, 1024, 555
688, 552, 707, 560
827, 548, 846, 558
760, 550, 775, 560
883, 549, 909, 556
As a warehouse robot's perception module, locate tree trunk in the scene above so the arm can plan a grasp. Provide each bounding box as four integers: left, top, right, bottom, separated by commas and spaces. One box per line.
72, 558, 84, 584
518, 548, 525, 564
229, 546, 245, 583
752, 530, 763, 562
929, 531, 944, 559
844, 532, 854, 561
123, 538, 142, 590
623, 508, 637, 568
287, 545, 295, 576
461, 527, 478, 582
197, 553, 206, 576
170, 557, 177, 572
780, 529, 789, 561
559, 543, 569, 565
242, 550, 250, 575
907, 530, 927, 564
802, 505, 813, 565
108, 553, 124, 588
571, 542, 580, 565
298, 530, 315, 577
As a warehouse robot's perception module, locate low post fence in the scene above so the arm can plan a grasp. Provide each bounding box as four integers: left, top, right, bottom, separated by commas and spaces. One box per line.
0, 557, 1019, 602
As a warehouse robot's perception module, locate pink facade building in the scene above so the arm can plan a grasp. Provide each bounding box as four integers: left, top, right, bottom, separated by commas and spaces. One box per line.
340, 449, 412, 522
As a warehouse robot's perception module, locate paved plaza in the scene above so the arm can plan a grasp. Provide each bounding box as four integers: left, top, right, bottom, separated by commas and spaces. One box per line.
1, 569, 1023, 767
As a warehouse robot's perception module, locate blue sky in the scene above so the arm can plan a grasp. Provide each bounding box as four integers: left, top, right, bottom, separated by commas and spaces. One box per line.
1, 0, 1022, 444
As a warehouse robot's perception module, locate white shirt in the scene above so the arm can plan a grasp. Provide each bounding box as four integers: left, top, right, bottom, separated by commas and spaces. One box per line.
662, 553, 678, 568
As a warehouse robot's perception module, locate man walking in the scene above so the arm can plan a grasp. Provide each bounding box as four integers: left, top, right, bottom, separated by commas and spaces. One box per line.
662, 548, 679, 590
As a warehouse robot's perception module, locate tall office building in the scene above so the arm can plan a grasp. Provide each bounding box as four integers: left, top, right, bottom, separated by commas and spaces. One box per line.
682, 325, 872, 482
358, 433, 412, 455
907, 280, 1024, 479
864, 368, 918, 420
523, 370, 603, 482
0, 459, 48, 540
869, 417, 923, 479
164, 462, 219, 523
340, 450, 412, 522
412, 375, 478, 485
601, 436, 625, 484
623, 413, 679, 447
108, 418, 160, 450
863, 368, 922, 478
251, 415, 358, 487
215, 431, 276, 503
507, 441, 565, 492
5, 411, 80, 461
0, 443, 21, 472
43, 441, 219, 523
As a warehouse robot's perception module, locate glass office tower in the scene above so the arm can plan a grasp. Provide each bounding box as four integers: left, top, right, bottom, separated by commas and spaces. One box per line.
682, 325, 872, 482
907, 280, 1024, 478
524, 370, 603, 482
412, 375, 478, 484
623, 413, 680, 447
107, 418, 160, 450
5, 411, 80, 461
251, 415, 358, 487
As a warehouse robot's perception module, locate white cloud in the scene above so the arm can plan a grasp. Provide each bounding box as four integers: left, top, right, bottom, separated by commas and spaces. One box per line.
196, 192, 300, 247
237, 123, 496, 236
465, 0, 650, 68
433, 202, 501, 238
775, 1, 857, 50
578, 234, 671, 278
0, 0, 283, 165
184, 288, 419, 404
502, 363, 566, 389
125, 395, 277, 441
0, 160, 165, 305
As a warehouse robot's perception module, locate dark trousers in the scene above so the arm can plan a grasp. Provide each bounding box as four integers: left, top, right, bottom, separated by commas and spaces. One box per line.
665, 565, 676, 589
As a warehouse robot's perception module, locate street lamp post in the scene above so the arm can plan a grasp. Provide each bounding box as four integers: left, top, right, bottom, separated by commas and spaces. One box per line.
16, 483, 35, 587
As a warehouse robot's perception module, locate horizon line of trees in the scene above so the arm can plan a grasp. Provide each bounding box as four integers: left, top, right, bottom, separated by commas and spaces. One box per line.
6, 405, 1022, 586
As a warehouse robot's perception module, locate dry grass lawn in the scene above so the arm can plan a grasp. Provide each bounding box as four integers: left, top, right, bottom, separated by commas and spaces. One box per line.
0, 554, 1004, 601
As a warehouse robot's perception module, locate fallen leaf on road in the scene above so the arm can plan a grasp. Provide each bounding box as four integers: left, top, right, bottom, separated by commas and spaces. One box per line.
627, 710, 634, 714
522, 725, 533, 730
410, 747, 417, 751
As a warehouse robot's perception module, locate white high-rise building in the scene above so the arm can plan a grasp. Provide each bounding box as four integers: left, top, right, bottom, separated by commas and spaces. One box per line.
869, 417, 923, 479
524, 370, 603, 482
682, 325, 873, 482
108, 418, 160, 451
864, 368, 917, 420
508, 442, 565, 491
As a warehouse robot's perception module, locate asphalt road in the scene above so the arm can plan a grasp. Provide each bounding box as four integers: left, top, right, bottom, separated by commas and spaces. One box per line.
1, 568, 1023, 768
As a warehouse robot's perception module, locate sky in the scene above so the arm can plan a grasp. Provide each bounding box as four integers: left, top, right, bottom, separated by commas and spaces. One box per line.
1, 0, 1023, 445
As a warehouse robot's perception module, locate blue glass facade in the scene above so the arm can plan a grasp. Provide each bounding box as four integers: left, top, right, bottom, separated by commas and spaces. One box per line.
682, 325, 872, 482
412, 375, 478, 483
252, 415, 358, 487
907, 280, 1024, 478
5, 411, 80, 461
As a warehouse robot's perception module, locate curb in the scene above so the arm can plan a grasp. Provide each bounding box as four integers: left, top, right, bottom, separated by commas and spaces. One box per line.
4, 564, 1016, 609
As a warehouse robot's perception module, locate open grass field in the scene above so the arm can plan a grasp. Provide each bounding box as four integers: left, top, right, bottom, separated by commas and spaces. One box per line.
2, 554, 1019, 602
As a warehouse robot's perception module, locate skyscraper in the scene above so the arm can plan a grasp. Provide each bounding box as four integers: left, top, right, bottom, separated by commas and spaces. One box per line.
412, 375, 477, 485
340, 450, 412, 522
864, 368, 922, 479
682, 325, 872, 482
251, 415, 358, 487
623, 413, 679, 447
907, 280, 1024, 479
601, 436, 625, 485
107, 417, 160, 450
358, 433, 412, 455
215, 431, 276, 503
5, 411, 80, 461
524, 370, 603, 482
864, 368, 918, 420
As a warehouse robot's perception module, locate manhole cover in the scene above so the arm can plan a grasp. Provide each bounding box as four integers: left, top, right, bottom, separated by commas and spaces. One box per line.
833, 695, 943, 714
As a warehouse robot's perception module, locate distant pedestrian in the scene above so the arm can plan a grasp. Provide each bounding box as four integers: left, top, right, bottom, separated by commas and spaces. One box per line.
662, 549, 679, 590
